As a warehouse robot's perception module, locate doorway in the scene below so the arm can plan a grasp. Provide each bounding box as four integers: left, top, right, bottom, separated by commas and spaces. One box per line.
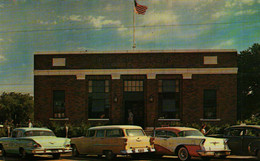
124, 100, 144, 127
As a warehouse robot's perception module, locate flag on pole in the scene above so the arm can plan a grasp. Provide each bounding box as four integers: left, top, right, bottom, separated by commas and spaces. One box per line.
134, 0, 148, 15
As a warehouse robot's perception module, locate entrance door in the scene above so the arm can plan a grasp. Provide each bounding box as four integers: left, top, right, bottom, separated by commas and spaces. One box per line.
125, 101, 144, 127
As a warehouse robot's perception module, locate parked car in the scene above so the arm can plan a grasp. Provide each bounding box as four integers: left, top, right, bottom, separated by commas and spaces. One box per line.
71, 125, 155, 160
210, 125, 260, 157
0, 127, 71, 159
248, 140, 260, 160
153, 127, 230, 161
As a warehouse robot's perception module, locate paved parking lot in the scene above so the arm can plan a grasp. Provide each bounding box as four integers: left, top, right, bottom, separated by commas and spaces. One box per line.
0, 153, 257, 161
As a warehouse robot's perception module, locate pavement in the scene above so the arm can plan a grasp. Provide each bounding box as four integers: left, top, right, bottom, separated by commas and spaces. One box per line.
0, 152, 258, 161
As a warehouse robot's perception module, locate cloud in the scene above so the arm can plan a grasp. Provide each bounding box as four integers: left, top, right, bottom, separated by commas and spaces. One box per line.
212, 11, 229, 19
59, 15, 86, 22
212, 39, 235, 49
234, 9, 258, 16
225, 0, 255, 8
0, 54, 6, 62
88, 16, 121, 28
37, 20, 57, 25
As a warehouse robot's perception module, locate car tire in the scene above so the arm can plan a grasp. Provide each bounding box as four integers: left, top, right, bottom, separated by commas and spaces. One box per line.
178, 147, 191, 161
105, 151, 115, 160
19, 148, 26, 159
52, 153, 60, 159
72, 144, 79, 157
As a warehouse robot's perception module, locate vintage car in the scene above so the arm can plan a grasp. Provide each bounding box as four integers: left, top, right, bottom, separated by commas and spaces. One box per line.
0, 127, 71, 159
211, 125, 260, 158
248, 140, 260, 160
71, 125, 155, 160
153, 127, 230, 161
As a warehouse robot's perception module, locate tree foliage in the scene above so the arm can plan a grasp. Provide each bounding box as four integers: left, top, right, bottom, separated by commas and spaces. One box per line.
238, 43, 260, 119
0, 92, 34, 125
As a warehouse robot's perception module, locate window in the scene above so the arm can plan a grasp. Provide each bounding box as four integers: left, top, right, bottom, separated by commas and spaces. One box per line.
203, 89, 217, 119
124, 80, 143, 92
106, 129, 124, 137
87, 130, 96, 137
88, 80, 110, 119
125, 129, 145, 136
53, 90, 65, 118
52, 58, 66, 66
158, 80, 180, 119
155, 130, 167, 137
227, 128, 244, 137
167, 131, 177, 137
96, 130, 105, 137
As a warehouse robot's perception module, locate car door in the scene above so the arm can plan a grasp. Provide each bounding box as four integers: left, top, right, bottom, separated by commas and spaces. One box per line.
166, 131, 178, 153
77, 130, 95, 155
242, 128, 260, 155
154, 130, 172, 154
93, 129, 105, 154
225, 127, 244, 154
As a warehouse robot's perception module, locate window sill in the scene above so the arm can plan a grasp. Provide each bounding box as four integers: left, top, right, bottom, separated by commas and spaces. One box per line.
88, 118, 110, 121
49, 118, 69, 121
200, 118, 221, 121
158, 119, 181, 121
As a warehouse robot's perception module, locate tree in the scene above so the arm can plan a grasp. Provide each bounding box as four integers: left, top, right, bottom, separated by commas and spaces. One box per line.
238, 43, 260, 119
0, 92, 34, 125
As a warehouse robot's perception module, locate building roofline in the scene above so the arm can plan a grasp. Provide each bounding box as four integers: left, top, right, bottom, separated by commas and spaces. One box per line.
34, 49, 237, 55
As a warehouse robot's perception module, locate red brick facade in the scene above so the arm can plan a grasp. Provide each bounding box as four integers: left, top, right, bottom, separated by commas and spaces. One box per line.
34, 50, 237, 127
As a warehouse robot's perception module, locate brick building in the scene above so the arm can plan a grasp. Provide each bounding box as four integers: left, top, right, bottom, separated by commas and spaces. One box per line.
34, 50, 238, 128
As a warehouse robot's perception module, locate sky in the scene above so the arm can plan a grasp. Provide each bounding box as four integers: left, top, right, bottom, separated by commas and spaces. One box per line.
0, 0, 259, 95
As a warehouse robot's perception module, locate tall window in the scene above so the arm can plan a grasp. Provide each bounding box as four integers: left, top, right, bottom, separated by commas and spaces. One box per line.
158, 80, 180, 119
203, 89, 217, 119
88, 80, 110, 119
53, 90, 65, 118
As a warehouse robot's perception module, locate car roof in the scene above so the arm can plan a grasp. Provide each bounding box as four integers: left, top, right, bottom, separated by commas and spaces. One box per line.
14, 127, 52, 132
89, 125, 143, 130
229, 125, 260, 129
155, 127, 198, 133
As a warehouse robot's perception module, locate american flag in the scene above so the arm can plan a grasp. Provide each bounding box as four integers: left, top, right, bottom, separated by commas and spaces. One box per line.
134, 0, 148, 15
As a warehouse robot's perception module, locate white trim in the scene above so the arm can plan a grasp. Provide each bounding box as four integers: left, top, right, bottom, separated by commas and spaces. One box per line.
200, 119, 221, 122
34, 68, 238, 80
88, 119, 110, 121
158, 119, 181, 121
35, 49, 237, 55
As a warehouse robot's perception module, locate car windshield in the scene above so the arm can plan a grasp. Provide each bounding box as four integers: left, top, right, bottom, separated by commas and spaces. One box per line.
179, 130, 204, 137
24, 130, 55, 137
126, 129, 145, 136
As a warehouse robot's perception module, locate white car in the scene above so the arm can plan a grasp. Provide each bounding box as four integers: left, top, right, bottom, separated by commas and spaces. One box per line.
153, 127, 231, 161
0, 127, 71, 159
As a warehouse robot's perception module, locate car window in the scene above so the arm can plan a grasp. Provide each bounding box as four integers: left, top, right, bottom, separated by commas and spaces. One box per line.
12, 130, 18, 138
17, 131, 23, 137
167, 131, 177, 137
96, 130, 105, 137
126, 129, 145, 136
106, 129, 124, 137
155, 130, 167, 138
244, 129, 260, 137
227, 128, 244, 136
87, 130, 95, 137
24, 130, 55, 137
178, 130, 204, 137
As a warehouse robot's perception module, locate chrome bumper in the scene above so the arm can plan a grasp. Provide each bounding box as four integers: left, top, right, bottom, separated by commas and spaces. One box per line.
197, 150, 231, 157
121, 148, 155, 154
32, 148, 72, 154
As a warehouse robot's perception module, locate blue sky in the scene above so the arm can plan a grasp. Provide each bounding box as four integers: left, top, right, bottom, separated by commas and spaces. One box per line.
0, 0, 259, 95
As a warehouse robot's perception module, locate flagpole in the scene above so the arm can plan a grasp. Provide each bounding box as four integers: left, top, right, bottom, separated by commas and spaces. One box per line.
133, 0, 136, 49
